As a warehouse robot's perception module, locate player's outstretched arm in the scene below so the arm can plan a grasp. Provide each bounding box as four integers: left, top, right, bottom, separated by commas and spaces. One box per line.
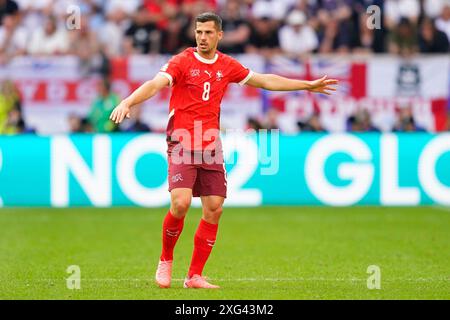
110, 74, 170, 124
245, 72, 338, 95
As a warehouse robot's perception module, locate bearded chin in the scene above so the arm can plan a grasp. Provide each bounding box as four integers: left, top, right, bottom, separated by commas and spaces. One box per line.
197, 39, 218, 53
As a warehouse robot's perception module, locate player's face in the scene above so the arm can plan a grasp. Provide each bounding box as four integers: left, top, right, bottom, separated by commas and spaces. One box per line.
195, 21, 223, 55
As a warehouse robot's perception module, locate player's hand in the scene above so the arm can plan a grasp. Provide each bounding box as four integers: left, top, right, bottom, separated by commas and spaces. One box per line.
110, 101, 131, 124
308, 75, 338, 95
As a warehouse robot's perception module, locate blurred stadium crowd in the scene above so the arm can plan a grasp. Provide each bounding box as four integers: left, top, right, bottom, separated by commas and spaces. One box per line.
0, 0, 450, 134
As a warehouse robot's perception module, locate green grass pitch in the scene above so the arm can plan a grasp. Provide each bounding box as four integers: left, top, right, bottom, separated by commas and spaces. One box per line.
0, 206, 449, 300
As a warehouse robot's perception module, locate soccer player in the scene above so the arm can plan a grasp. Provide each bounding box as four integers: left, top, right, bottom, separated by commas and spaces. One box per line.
110, 12, 338, 289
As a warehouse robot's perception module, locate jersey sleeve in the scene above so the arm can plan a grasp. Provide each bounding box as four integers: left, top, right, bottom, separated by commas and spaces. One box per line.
228, 57, 253, 86
158, 54, 184, 87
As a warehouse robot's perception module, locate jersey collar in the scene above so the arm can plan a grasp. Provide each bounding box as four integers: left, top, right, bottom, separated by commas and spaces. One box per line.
193, 49, 218, 64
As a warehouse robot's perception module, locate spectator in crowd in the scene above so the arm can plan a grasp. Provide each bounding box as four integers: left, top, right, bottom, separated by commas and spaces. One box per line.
1, 107, 34, 133
347, 109, 378, 132
318, 19, 346, 54
150, 0, 189, 54
179, 0, 211, 49
279, 10, 319, 56
159, 15, 185, 54
181, 0, 217, 18
87, 78, 120, 133
394, 115, 417, 132
68, 15, 104, 76
95, 49, 112, 78
251, 0, 293, 21
0, 107, 20, 133
123, 6, 160, 55
0, 79, 20, 120
264, 108, 280, 130
246, 13, 281, 57
297, 112, 325, 132
218, 0, 250, 54
0, 0, 18, 25
143, 0, 178, 30
423, 0, 448, 19
80, 0, 106, 31
27, 15, 69, 55
14, 0, 52, 32
393, 105, 424, 132
98, 8, 127, 57
353, 11, 379, 53
317, 0, 354, 53
352, 0, 384, 18
0, 12, 27, 63
122, 104, 152, 132
352, 0, 386, 53
436, 2, 450, 42
387, 17, 419, 56
81, 117, 93, 132
289, 0, 320, 30
247, 117, 264, 131
68, 113, 92, 133
68, 113, 84, 133
0, 79, 28, 134
104, 0, 142, 18
418, 17, 449, 53
384, 0, 420, 30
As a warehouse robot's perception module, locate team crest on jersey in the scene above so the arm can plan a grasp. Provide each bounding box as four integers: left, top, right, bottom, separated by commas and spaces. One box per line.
190, 69, 200, 77
216, 70, 223, 81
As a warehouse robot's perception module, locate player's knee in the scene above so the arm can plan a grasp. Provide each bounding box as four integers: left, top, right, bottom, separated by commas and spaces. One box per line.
171, 197, 191, 217
204, 205, 223, 223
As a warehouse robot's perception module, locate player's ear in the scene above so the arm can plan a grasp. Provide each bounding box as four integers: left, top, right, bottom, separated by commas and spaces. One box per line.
218, 30, 224, 40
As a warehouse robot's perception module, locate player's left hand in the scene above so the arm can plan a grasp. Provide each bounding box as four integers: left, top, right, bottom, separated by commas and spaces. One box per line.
308, 75, 338, 95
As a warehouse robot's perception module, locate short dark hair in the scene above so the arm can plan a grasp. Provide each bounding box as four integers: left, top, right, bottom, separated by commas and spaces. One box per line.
195, 12, 222, 31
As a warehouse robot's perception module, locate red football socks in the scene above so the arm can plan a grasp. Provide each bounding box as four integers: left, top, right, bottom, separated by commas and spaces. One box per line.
188, 219, 219, 278
160, 211, 185, 261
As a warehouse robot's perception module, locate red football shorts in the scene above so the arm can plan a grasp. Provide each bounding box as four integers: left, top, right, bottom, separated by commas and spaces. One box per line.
167, 142, 227, 198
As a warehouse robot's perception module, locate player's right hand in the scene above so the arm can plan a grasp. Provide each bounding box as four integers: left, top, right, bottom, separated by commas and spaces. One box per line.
307, 75, 338, 95
110, 101, 131, 124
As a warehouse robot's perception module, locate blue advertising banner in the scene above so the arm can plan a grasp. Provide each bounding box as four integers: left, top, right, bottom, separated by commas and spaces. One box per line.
0, 133, 449, 207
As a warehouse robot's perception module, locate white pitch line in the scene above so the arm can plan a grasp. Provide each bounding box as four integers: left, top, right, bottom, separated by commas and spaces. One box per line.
32, 278, 450, 283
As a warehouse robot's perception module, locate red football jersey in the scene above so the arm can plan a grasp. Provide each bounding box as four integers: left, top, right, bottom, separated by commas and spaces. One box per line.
159, 47, 253, 151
